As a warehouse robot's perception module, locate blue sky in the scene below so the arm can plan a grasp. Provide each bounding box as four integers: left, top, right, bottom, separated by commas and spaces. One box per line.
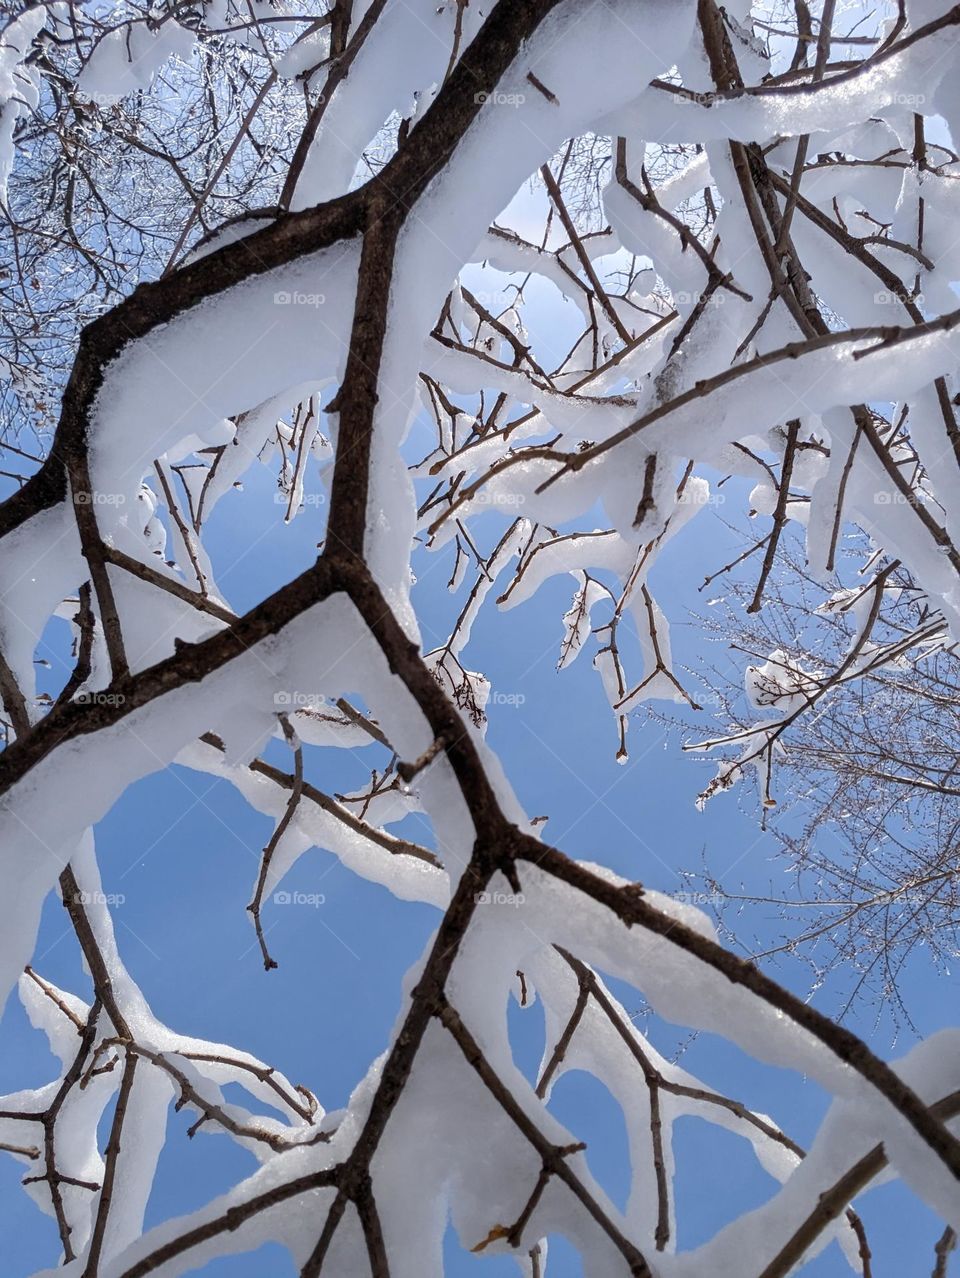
0, 436, 955, 1275
1, 226, 956, 1276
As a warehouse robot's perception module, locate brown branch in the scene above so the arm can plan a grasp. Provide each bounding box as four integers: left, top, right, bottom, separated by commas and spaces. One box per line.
198, 731, 440, 869
0, 557, 339, 798
153, 459, 208, 596
540, 163, 633, 347
52, 583, 96, 710
117, 1168, 342, 1278
178, 1051, 317, 1124
2, 1140, 40, 1159
100, 544, 234, 623
278, 0, 387, 212
934, 1226, 957, 1278
614, 138, 751, 302
748, 420, 800, 612
634, 453, 658, 528
247, 715, 303, 970
534, 308, 960, 494
439, 997, 651, 1274
95, 1039, 323, 1153
60, 865, 130, 1038
555, 947, 871, 1260
0, 646, 31, 740
356, 1175, 390, 1278
518, 841, 960, 1183
23, 965, 84, 1031
82, 1052, 138, 1277
32, 999, 104, 1262
758, 1089, 960, 1278
535, 978, 589, 1099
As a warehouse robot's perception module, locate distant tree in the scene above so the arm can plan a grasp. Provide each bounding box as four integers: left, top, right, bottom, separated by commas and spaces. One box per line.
671, 538, 960, 1029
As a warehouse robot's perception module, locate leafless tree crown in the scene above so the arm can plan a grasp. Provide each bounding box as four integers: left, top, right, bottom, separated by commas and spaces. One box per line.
0, 1, 959, 1275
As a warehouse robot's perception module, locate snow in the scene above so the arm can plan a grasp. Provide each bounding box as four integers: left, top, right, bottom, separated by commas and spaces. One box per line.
3, 0, 960, 1271
0, 8, 45, 205
78, 19, 197, 106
